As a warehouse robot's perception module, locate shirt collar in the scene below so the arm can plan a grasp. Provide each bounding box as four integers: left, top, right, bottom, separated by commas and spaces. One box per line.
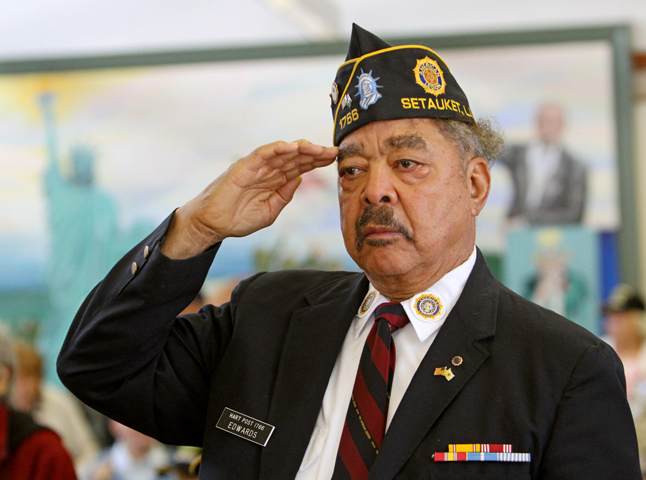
354, 247, 477, 342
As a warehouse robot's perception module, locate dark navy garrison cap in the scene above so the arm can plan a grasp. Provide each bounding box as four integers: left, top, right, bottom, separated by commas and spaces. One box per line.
331, 24, 475, 146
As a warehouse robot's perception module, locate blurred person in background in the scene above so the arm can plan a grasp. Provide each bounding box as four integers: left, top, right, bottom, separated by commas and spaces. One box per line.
604, 284, 646, 477
500, 102, 587, 225
0, 321, 77, 479
604, 284, 646, 412
522, 236, 587, 320
9, 339, 100, 472
82, 420, 174, 480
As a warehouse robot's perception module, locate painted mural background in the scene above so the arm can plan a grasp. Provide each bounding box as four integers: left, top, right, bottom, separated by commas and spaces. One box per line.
0, 40, 618, 380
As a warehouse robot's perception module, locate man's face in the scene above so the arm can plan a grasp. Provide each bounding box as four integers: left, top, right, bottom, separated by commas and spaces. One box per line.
537, 104, 564, 145
337, 118, 490, 293
606, 310, 643, 343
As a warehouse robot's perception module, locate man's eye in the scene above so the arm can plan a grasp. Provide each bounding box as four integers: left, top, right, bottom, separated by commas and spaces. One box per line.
398, 159, 417, 169
339, 166, 360, 177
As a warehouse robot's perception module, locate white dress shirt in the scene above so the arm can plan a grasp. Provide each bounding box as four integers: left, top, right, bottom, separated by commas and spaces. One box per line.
295, 247, 477, 480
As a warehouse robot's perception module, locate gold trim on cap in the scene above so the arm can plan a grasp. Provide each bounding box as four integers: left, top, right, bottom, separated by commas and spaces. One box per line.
332, 45, 451, 144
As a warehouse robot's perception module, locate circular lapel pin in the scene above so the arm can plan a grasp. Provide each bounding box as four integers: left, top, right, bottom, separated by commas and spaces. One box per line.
451, 356, 463, 367
359, 290, 377, 316
412, 293, 443, 320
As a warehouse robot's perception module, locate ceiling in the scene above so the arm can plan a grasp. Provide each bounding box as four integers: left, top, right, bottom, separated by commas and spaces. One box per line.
1, 0, 646, 62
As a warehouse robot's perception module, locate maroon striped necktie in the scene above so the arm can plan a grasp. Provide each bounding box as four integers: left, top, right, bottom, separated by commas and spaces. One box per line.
332, 302, 410, 480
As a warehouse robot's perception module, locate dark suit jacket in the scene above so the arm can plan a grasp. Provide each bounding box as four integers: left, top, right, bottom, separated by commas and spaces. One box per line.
58, 216, 640, 479
499, 144, 587, 224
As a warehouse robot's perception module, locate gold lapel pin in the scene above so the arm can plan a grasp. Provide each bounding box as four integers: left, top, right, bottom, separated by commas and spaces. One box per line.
451, 356, 463, 367
434, 366, 455, 381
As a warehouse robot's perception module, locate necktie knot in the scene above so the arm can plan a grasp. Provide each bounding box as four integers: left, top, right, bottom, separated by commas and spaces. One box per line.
374, 302, 409, 332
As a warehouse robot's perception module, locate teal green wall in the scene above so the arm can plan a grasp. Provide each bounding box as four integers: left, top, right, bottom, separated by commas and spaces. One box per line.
0, 289, 50, 341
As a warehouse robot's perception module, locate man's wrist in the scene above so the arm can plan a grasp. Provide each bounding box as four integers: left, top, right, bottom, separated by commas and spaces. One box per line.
160, 208, 224, 259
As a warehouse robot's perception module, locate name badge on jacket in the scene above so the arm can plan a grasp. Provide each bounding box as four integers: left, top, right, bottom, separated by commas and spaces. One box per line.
216, 407, 275, 447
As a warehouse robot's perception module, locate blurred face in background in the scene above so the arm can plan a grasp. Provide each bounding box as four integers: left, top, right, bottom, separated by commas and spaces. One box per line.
606, 310, 644, 347
10, 370, 40, 412
9, 341, 42, 413
537, 103, 565, 146
0, 364, 10, 401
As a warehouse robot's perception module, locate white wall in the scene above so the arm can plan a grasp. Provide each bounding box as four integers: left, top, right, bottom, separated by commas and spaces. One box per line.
1, 0, 646, 59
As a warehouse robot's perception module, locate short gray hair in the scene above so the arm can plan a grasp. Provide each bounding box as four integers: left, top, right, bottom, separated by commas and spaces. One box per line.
434, 117, 505, 167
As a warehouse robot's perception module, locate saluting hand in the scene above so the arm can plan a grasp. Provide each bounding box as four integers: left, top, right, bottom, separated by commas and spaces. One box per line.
161, 140, 338, 259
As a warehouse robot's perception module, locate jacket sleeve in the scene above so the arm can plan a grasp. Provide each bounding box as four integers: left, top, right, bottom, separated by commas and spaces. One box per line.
57, 213, 256, 446
536, 340, 642, 479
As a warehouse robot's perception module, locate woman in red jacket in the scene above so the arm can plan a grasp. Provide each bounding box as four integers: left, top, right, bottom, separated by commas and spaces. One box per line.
0, 322, 76, 480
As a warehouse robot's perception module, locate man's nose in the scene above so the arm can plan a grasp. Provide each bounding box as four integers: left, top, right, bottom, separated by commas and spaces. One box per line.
361, 164, 398, 206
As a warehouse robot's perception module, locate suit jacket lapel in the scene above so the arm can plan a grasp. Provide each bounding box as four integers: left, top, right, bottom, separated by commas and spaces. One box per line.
259, 272, 369, 480
370, 251, 500, 480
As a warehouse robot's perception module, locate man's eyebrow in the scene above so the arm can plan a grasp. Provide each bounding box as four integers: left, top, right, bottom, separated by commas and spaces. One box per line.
337, 134, 426, 162
337, 144, 365, 162
385, 134, 427, 151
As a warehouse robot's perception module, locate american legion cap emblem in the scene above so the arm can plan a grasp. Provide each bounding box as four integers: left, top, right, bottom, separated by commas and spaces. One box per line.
413, 57, 446, 97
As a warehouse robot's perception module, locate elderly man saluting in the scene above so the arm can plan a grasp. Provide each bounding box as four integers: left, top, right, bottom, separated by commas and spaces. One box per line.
58, 25, 641, 479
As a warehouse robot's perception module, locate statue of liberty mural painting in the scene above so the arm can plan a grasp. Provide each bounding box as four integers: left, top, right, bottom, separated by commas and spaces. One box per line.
38, 93, 142, 384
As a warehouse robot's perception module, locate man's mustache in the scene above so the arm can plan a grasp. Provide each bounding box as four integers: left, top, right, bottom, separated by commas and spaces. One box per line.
355, 206, 413, 251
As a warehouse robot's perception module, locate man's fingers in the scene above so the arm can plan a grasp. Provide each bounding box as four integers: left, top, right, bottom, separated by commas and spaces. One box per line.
275, 176, 303, 205
249, 140, 337, 171
163, 139, 335, 253
294, 140, 338, 158
252, 141, 299, 161
226, 138, 337, 197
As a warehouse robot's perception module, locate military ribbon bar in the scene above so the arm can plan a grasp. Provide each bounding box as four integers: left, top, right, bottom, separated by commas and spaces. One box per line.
448, 443, 513, 453
434, 452, 531, 462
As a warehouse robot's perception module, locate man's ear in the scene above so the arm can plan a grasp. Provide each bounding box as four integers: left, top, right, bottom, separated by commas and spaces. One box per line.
467, 157, 491, 217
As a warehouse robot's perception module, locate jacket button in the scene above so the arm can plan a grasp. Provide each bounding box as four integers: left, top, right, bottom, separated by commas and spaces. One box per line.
144, 245, 150, 258
131, 262, 138, 275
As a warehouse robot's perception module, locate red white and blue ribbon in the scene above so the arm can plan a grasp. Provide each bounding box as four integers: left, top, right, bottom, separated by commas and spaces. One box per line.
449, 444, 513, 453
434, 452, 531, 462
